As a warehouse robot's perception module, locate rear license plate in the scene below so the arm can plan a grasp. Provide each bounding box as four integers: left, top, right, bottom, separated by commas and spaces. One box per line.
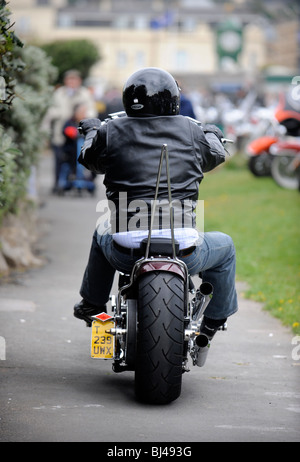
91, 320, 115, 359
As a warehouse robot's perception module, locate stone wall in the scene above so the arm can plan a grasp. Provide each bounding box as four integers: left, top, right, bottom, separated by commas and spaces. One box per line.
0, 202, 44, 276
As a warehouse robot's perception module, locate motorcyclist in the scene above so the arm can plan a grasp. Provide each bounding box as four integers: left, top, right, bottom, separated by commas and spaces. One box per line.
74, 67, 238, 356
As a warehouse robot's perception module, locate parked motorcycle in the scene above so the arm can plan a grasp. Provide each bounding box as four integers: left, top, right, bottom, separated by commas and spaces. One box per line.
247, 91, 300, 180
88, 140, 229, 405
246, 110, 286, 177
247, 134, 277, 177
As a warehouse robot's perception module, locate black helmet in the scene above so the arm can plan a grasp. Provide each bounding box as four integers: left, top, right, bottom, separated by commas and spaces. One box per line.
122, 67, 180, 116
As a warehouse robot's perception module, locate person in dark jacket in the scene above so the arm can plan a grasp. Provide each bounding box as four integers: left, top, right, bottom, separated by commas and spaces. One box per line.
58, 104, 86, 190
58, 103, 96, 192
74, 68, 237, 348
180, 91, 196, 118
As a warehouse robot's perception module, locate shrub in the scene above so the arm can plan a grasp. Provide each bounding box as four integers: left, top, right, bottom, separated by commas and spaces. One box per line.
41, 38, 101, 83
0, 1, 57, 221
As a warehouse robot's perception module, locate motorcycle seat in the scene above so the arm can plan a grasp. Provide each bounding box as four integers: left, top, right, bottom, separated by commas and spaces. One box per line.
139, 237, 180, 256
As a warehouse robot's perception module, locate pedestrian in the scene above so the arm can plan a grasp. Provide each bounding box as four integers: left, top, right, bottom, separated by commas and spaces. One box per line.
43, 69, 97, 192
58, 103, 95, 192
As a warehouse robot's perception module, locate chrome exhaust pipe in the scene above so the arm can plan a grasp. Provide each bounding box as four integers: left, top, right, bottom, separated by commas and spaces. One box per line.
191, 282, 213, 322
194, 333, 210, 367
195, 333, 209, 348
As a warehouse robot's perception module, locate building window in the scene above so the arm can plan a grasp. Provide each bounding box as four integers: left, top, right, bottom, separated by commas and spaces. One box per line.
113, 16, 130, 29
36, 0, 50, 5
16, 16, 31, 34
175, 50, 188, 70
117, 51, 127, 68
180, 17, 196, 32
136, 51, 145, 68
57, 13, 73, 28
134, 16, 148, 30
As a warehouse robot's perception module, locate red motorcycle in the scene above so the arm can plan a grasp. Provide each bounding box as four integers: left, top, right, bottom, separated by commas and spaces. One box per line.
247, 92, 300, 180
247, 132, 279, 177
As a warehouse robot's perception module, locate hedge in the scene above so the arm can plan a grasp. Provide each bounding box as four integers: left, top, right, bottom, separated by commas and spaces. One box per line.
0, 1, 57, 221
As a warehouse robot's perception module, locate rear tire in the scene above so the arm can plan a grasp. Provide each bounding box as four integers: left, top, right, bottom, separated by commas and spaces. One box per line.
271, 154, 299, 190
135, 271, 185, 404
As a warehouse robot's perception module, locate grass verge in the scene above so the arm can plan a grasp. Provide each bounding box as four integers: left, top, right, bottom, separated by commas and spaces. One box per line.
199, 154, 300, 335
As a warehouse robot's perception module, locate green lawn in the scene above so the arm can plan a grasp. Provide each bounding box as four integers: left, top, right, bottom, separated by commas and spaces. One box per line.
199, 155, 300, 335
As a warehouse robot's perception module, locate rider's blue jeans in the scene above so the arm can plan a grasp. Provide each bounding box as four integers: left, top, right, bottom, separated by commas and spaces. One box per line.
80, 229, 238, 320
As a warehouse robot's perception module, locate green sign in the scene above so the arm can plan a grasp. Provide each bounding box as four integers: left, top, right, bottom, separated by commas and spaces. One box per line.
216, 19, 243, 67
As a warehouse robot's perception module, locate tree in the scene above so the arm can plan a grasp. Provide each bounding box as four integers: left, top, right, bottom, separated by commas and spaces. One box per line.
41, 38, 101, 83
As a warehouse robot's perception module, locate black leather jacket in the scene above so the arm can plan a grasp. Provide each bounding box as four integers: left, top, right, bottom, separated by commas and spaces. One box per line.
79, 115, 226, 232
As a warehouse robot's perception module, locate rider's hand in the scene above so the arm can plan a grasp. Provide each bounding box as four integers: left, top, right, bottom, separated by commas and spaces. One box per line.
78, 118, 101, 135
202, 124, 224, 142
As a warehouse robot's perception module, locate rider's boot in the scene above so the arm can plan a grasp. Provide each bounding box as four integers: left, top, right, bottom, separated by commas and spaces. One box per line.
74, 299, 107, 327
195, 316, 227, 367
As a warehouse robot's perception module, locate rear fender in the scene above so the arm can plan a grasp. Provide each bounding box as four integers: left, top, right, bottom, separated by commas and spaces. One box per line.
120, 258, 188, 302
136, 259, 187, 280
270, 140, 300, 154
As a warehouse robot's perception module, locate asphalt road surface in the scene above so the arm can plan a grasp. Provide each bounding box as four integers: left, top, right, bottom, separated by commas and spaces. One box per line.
0, 153, 299, 443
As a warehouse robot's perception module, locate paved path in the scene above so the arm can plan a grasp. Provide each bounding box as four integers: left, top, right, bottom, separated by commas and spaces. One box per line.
0, 153, 299, 443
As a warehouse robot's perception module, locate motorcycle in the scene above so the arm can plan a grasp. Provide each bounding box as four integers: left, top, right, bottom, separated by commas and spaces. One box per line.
246, 110, 286, 177
247, 91, 300, 179
270, 138, 300, 190
88, 137, 229, 405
